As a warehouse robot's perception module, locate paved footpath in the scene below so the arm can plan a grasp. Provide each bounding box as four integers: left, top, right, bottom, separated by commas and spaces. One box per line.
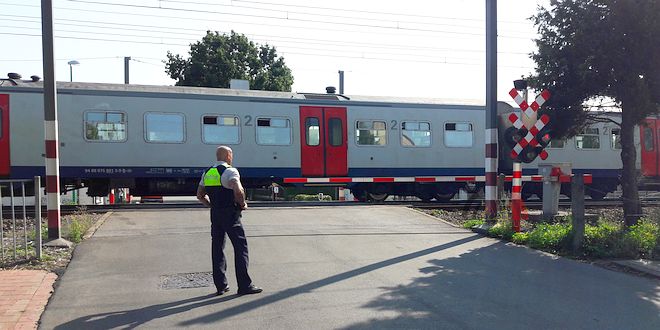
40, 206, 659, 329
0, 270, 56, 330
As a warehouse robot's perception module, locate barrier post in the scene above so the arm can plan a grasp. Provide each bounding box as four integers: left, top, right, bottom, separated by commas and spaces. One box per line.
540, 163, 570, 221
511, 162, 522, 232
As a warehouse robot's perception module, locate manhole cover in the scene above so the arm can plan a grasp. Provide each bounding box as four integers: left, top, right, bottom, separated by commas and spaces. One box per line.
160, 272, 213, 290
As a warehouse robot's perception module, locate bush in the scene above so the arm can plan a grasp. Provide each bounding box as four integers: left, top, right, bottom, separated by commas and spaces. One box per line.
463, 219, 484, 229
512, 232, 529, 245
62, 208, 96, 243
488, 221, 515, 240
527, 223, 571, 252
583, 222, 622, 258
623, 219, 660, 259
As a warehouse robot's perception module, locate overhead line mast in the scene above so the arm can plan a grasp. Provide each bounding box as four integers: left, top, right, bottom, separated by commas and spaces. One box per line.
484, 0, 498, 222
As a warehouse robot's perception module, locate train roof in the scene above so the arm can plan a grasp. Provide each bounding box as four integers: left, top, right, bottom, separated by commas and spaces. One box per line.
0, 79, 490, 109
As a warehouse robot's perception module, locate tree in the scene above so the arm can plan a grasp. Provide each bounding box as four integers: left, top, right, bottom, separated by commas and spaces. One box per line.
529, 0, 660, 226
165, 31, 294, 91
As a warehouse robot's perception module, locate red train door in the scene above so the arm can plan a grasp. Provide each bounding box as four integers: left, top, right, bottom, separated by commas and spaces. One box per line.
640, 118, 659, 177
0, 94, 9, 177
299, 106, 347, 177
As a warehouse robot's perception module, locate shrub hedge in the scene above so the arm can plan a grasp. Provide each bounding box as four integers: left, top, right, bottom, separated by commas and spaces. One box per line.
477, 216, 659, 260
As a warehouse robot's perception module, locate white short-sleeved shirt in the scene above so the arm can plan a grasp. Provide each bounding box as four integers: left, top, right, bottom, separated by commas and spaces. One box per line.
198, 161, 240, 188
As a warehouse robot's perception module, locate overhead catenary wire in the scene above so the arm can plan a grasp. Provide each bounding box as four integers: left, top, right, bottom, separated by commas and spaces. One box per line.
0, 32, 533, 69
1, 2, 537, 41
166, 0, 533, 25
2, 1, 538, 75
57, 0, 536, 39
0, 18, 532, 57
0, 31, 524, 68
158, 0, 492, 31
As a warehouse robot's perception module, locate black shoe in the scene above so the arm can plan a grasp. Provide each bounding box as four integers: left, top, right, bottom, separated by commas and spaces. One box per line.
237, 285, 263, 295
216, 286, 230, 296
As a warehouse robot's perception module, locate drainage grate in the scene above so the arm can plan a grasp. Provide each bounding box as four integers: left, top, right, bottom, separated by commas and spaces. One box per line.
160, 272, 213, 290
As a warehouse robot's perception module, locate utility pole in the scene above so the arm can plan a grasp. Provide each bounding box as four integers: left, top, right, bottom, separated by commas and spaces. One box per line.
484, 0, 499, 222
124, 56, 131, 84
338, 70, 344, 94
41, 0, 70, 246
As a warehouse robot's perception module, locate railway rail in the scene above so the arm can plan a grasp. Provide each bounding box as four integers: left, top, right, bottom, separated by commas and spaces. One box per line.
3, 197, 660, 218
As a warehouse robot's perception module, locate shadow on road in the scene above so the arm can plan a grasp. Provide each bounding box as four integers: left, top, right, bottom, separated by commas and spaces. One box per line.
341, 242, 660, 329
53, 293, 238, 329
177, 234, 483, 327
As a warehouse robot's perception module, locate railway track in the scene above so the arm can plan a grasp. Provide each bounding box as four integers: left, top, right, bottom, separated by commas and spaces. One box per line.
3, 197, 660, 218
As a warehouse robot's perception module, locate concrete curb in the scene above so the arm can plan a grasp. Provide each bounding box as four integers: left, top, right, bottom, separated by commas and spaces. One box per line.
83, 211, 113, 240
610, 260, 660, 280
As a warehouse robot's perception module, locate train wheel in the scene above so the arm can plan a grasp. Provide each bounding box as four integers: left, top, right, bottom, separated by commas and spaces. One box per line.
352, 189, 368, 202
416, 193, 433, 202
464, 182, 479, 194
588, 189, 607, 201
368, 192, 388, 202
434, 192, 455, 202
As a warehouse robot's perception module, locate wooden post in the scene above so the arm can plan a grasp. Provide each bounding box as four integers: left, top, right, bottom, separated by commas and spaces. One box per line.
571, 174, 585, 254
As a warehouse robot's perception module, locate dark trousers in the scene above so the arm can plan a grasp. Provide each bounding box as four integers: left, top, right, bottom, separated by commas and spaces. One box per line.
210, 207, 252, 291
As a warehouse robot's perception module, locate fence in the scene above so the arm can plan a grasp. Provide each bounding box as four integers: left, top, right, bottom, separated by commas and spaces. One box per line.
0, 177, 43, 264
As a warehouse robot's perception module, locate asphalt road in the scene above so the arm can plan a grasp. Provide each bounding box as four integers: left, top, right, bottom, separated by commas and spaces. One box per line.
40, 206, 659, 329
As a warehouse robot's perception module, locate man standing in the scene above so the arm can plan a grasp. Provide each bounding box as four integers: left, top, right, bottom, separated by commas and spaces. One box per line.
197, 146, 262, 296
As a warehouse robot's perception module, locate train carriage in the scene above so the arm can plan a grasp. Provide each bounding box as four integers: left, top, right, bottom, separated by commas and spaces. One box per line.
1, 76, 659, 201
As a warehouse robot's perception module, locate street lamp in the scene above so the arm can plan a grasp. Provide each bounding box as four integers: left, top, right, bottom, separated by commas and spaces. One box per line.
67, 60, 80, 82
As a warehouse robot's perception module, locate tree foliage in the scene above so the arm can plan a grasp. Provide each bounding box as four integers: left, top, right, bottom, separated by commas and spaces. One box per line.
529, 0, 659, 226
165, 31, 294, 91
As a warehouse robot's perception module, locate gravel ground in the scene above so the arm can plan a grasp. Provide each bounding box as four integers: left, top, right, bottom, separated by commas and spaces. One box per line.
0, 212, 104, 276
421, 205, 660, 228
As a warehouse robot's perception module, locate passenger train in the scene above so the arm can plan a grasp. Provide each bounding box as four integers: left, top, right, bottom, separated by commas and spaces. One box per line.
1, 76, 659, 201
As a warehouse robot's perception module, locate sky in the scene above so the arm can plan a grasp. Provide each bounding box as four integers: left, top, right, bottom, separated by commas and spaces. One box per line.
1, 0, 550, 104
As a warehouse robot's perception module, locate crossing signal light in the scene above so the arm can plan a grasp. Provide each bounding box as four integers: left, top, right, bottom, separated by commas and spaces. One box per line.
536, 127, 552, 148
533, 127, 552, 160
504, 127, 527, 149
519, 145, 539, 163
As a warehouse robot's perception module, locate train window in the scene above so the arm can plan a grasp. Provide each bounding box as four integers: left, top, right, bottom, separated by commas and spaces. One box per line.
202, 115, 240, 144
576, 127, 600, 149
611, 128, 622, 150
328, 118, 343, 146
84, 111, 127, 142
401, 121, 431, 147
643, 127, 654, 151
145, 112, 185, 143
547, 139, 565, 148
444, 122, 473, 147
256, 117, 291, 145
305, 117, 320, 146
356, 120, 387, 146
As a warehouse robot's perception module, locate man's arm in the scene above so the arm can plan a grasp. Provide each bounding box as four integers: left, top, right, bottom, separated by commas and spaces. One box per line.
228, 178, 248, 210
196, 184, 211, 208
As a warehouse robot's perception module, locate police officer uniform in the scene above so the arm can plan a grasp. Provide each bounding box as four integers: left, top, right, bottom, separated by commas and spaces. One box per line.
200, 161, 254, 294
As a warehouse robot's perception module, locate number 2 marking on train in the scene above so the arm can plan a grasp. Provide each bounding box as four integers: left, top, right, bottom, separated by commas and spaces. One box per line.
391, 120, 397, 130
244, 115, 252, 126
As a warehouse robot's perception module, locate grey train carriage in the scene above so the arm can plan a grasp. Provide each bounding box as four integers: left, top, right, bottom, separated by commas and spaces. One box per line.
1, 78, 657, 201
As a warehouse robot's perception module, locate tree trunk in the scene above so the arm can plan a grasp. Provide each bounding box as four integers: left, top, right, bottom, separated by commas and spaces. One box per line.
619, 112, 642, 227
